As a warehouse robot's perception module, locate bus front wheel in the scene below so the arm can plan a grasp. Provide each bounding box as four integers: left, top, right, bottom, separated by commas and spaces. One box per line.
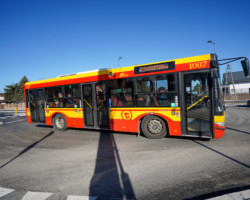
54, 114, 67, 131
141, 115, 167, 139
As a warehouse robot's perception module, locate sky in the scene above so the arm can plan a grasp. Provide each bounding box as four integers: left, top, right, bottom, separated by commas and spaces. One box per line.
0, 0, 250, 92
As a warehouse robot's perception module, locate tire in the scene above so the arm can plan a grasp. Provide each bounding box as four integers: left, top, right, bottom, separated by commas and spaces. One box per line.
141, 115, 167, 139
247, 100, 250, 107
54, 114, 67, 131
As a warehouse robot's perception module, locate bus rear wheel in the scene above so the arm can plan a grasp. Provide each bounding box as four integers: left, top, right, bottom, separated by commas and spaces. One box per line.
142, 115, 167, 139
54, 114, 67, 131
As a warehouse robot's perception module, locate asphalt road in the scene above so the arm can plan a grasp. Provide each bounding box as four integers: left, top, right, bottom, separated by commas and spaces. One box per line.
0, 106, 250, 200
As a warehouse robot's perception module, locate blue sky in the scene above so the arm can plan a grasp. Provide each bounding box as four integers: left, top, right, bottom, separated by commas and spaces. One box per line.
0, 0, 250, 92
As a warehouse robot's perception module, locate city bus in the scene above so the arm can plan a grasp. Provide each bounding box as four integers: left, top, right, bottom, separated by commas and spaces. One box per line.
24, 54, 242, 139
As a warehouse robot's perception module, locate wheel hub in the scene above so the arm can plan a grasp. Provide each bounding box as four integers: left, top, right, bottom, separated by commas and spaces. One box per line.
148, 119, 163, 134
56, 117, 64, 129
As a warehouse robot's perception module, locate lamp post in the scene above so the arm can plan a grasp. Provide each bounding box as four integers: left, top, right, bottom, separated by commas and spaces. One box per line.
207, 40, 216, 54
118, 57, 123, 68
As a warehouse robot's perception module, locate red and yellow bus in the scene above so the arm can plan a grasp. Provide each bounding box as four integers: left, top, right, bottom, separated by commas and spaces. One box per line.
24, 54, 227, 139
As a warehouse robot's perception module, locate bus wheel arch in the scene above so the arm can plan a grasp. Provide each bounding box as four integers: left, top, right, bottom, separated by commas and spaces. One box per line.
52, 113, 68, 131
140, 114, 168, 139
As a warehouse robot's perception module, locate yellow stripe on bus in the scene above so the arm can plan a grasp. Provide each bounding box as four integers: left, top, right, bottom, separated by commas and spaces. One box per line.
109, 108, 181, 121
44, 108, 83, 118
214, 112, 225, 123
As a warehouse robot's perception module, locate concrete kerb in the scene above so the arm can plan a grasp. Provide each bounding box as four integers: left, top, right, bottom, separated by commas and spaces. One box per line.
0, 109, 26, 113
224, 100, 248, 104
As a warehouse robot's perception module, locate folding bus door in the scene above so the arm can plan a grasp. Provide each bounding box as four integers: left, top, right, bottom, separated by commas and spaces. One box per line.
29, 89, 45, 123
181, 71, 212, 138
82, 82, 109, 129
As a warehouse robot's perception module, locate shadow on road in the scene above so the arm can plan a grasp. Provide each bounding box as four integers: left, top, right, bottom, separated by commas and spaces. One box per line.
89, 131, 136, 199
35, 124, 53, 129
0, 131, 54, 169
236, 105, 249, 108
193, 141, 250, 169
226, 127, 250, 135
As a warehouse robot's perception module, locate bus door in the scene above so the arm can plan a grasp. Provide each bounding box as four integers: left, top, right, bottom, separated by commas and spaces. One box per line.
29, 89, 45, 123
181, 72, 212, 138
82, 82, 109, 129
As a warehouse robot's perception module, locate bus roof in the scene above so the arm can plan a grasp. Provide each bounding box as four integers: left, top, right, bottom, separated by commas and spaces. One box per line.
25, 54, 213, 90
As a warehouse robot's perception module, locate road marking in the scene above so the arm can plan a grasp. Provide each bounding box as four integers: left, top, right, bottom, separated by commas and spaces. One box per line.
67, 195, 97, 200
0, 122, 3, 126
21, 191, 52, 200
5, 119, 26, 124
206, 189, 250, 200
0, 187, 14, 198
0, 116, 13, 119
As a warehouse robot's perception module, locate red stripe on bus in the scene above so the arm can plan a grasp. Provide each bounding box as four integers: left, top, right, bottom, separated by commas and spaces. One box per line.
67, 117, 84, 128
110, 109, 180, 112
45, 108, 83, 112
168, 121, 181, 136
45, 116, 84, 128
110, 119, 139, 133
133, 113, 174, 122
27, 116, 31, 123
214, 123, 225, 139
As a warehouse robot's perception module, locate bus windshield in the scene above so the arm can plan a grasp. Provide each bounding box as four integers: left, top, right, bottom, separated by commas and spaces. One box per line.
213, 69, 224, 115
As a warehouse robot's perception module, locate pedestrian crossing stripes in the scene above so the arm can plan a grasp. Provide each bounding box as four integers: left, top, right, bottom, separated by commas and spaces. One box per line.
0, 187, 97, 200
3, 186, 249, 200
5, 119, 26, 124
67, 195, 96, 200
0, 187, 14, 198
0, 119, 26, 126
21, 191, 52, 200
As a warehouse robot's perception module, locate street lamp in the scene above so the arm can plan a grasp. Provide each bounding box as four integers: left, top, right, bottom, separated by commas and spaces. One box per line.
118, 57, 123, 68
207, 40, 216, 54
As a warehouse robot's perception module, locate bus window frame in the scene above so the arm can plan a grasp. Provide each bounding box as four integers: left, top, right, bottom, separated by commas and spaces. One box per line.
134, 73, 179, 107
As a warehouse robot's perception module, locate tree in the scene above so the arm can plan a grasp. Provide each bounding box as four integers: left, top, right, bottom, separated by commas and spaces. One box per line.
4, 76, 29, 106
17, 76, 29, 102
4, 83, 18, 103
193, 83, 202, 94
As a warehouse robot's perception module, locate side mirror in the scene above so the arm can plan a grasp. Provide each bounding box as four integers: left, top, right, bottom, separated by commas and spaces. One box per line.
241, 58, 250, 77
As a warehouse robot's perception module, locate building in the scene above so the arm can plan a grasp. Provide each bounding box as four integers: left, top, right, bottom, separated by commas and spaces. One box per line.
0, 93, 4, 102
222, 71, 250, 94
0, 93, 5, 109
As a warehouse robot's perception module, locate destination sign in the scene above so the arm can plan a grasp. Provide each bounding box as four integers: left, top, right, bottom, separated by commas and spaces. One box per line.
134, 61, 175, 74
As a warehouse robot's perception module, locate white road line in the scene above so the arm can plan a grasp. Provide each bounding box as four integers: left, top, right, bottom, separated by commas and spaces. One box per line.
0, 187, 15, 198
0, 122, 3, 126
5, 119, 26, 124
21, 191, 53, 200
0, 116, 13, 119
67, 195, 97, 200
207, 189, 250, 200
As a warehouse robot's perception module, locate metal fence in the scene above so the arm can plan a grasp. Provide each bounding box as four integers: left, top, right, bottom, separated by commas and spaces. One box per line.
1, 102, 26, 110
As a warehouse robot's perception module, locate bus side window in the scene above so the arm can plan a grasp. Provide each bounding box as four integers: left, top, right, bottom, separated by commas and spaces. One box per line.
136, 77, 153, 93
108, 78, 134, 107
64, 84, 81, 108
135, 74, 177, 107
